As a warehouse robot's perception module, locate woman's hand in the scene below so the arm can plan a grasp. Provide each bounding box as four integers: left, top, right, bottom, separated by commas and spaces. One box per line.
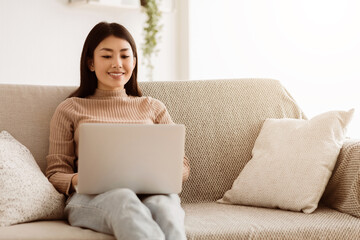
182, 156, 190, 182
70, 174, 78, 193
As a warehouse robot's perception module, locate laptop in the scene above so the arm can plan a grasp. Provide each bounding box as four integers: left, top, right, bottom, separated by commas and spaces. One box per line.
77, 123, 185, 195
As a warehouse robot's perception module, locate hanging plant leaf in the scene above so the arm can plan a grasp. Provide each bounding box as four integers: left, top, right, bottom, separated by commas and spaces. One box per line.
141, 0, 163, 81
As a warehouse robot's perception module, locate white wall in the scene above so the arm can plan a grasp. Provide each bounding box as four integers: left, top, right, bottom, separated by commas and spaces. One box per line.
188, 0, 360, 138
0, 0, 179, 86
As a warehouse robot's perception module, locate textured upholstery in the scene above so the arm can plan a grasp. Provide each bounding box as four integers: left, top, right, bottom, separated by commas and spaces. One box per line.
0, 84, 75, 173
139, 79, 305, 203
1, 79, 360, 240
183, 202, 360, 239
321, 139, 360, 217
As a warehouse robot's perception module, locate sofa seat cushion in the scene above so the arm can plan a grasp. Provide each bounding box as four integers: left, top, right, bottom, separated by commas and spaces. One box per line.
2, 204, 360, 240
183, 202, 360, 239
0, 220, 115, 240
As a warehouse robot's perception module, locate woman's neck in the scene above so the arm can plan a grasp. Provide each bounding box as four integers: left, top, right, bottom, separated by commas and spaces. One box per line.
91, 88, 128, 98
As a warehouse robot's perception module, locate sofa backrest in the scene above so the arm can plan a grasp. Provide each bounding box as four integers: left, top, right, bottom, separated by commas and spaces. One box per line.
0, 79, 305, 203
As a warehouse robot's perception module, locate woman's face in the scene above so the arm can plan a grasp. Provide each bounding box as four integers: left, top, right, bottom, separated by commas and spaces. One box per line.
89, 35, 136, 91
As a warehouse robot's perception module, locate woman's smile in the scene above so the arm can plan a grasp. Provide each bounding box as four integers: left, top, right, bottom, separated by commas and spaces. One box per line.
108, 72, 125, 80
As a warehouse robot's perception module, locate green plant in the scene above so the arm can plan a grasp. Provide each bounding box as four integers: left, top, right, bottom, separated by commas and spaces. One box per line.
141, 0, 163, 81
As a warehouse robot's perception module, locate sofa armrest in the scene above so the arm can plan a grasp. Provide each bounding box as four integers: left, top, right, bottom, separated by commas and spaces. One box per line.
321, 139, 360, 217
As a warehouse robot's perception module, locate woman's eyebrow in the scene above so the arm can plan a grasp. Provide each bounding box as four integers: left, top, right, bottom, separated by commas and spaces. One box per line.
100, 48, 113, 52
99, 48, 130, 52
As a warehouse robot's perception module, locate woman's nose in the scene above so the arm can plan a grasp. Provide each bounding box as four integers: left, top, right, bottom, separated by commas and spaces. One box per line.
112, 57, 122, 68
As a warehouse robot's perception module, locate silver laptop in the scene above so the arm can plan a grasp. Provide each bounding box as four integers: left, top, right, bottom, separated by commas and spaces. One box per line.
77, 123, 185, 195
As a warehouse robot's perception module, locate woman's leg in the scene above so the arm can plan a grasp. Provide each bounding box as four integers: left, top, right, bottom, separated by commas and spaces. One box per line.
65, 188, 165, 240
142, 194, 186, 240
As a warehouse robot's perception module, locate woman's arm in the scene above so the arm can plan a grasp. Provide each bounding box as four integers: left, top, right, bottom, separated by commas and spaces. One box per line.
46, 99, 77, 196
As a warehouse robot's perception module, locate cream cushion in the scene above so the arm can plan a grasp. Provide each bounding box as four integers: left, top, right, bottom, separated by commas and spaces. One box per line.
219, 109, 354, 213
0, 131, 65, 227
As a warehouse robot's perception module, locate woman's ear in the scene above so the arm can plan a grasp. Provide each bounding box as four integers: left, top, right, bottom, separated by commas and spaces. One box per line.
88, 59, 95, 72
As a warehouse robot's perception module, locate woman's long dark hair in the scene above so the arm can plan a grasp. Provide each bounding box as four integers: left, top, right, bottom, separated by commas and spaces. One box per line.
68, 22, 142, 98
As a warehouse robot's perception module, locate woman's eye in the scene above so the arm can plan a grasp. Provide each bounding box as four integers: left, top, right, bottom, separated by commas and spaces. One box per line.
121, 55, 130, 59
102, 56, 111, 59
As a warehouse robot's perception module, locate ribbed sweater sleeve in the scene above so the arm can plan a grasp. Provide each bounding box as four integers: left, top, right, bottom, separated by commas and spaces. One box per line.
150, 97, 174, 124
46, 99, 77, 195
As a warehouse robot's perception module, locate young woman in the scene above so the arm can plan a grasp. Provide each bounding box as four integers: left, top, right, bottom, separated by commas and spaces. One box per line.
46, 22, 190, 240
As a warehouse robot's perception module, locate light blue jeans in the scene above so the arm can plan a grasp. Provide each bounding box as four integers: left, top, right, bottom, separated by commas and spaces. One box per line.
64, 188, 186, 240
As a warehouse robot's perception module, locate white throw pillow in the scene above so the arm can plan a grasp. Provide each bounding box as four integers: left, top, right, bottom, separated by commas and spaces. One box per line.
0, 131, 65, 227
218, 109, 354, 213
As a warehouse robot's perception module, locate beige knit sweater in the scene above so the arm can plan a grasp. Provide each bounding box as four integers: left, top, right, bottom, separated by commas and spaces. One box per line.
46, 88, 190, 196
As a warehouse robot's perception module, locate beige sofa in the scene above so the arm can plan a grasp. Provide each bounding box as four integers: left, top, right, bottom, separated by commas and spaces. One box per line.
1, 79, 360, 239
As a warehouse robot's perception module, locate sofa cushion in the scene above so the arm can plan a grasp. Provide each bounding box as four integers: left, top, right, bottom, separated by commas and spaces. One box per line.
2, 204, 360, 240
0, 84, 76, 174
219, 109, 354, 213
0, 131, 65, 227
321, 139, 360, 217
184, 202, 360, 239
140, 79, 306, 203
0, 221, 114, 240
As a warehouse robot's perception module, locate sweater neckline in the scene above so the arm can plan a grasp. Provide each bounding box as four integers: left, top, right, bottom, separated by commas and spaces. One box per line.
91, 88, 128, 98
